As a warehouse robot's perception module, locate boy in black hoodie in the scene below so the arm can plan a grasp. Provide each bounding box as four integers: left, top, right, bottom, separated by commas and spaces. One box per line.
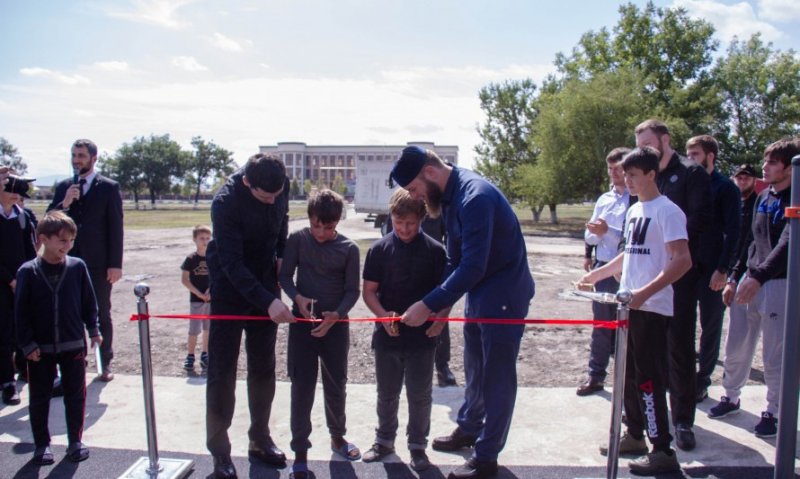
15, 211, 101, 465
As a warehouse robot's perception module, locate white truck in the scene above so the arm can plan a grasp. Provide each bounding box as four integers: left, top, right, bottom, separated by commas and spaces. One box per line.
354, 142, 458, 234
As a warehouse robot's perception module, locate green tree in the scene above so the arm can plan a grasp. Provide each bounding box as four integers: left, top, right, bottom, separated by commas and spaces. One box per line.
120, 134, 186, 209
331, 174, 347, 196
554, 1, 719, 130
303, 179, 312, 197
101, 144, 146, 208
0, 137, 27, 174
712, 34, 800, 166
188, 137, 235, 207
528, 69, 649, 223
474, 79, 539, 199
290, 178, 301, 198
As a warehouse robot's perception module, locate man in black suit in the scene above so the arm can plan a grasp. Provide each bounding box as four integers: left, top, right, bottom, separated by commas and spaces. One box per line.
48, 139, 123, 382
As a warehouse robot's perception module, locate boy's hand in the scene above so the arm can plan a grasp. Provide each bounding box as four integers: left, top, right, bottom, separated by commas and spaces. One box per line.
9, 279, 15, 292
268, 298, 295, 324
578, 271, 597, 286
310, 311, 339, 338
27, 348, 41, 362
583, 258, 593, 272
709, 270, 727, 291
201, 292, 211, 302
90, 335, 103, 349
628, 288, 646, 310
401, 301, 432, 327
425, 319, 446, 338
295, 294, 315, 319
381, 311, 400, 337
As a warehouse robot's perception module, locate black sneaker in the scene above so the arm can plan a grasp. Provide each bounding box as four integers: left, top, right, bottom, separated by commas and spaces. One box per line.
184, 354, 195, 371
754, 412, 777, 438
200, 352, 209, 370
2, 384, 20, 405
708, 396, 740, 419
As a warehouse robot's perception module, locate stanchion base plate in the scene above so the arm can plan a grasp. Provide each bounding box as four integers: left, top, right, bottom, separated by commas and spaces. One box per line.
118, 457, 193, 479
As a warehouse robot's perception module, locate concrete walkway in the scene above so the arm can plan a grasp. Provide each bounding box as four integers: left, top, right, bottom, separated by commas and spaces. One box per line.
1, 375, 796, 478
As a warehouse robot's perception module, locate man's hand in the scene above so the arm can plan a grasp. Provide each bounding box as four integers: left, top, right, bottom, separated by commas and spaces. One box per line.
709, 271, 727, 292
201, 292, 211, 302
381, 311, 400, 337
0, 166, 9, 186
734, 277, 761, 305
583, 258, 593, 272
62, 184, 81, 209
401, 301, 432, 327
9, 279, 16, 293
579, 270, 598, 286
90, 335, 103, 349
295, 294, 315, 319
268, 298, 295, 324
107, 268, 122, 284
27, 348, 41, 362
311, 311, 339, 338
586, 218, 609, 236
722, 283, 736, 306
425, 320, 446, 338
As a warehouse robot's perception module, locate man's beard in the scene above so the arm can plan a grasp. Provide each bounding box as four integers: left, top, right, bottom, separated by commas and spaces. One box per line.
424, 179, 443, 219
740, 185, 754, 197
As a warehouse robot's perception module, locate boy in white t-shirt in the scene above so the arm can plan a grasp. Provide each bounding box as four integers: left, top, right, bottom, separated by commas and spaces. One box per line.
580, 146, 692, 476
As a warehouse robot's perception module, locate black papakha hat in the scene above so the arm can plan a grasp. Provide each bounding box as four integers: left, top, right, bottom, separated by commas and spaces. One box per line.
733, 164, 758, 178
390, 146, 427, 187
3, 174, 35, 198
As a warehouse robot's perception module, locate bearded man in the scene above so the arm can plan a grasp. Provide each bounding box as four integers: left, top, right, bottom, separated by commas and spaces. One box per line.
391, 146, 534, 479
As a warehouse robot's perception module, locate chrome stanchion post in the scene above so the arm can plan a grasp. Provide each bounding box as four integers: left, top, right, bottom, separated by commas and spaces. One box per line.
774, 155, 800, 479
606, 289, 632, 479
118, 283, 193, 479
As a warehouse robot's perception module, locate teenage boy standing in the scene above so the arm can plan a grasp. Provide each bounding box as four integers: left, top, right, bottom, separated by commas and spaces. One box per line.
581, 147, 691, 475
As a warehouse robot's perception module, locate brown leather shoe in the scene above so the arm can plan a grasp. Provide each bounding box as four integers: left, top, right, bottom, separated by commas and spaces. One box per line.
432, 427, 477, 452
576, 378, 604, 396
98, 371, 114, 382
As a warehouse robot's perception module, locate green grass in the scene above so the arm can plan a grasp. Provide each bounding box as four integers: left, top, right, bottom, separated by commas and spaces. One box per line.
513, 203, 594, 238
25, 200, 309, 230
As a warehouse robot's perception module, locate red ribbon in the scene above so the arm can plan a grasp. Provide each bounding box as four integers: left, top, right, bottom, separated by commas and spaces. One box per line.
130, 313, 625, 329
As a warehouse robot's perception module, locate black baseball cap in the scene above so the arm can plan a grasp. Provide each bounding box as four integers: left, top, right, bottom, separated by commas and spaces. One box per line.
3, 174, 35, 198
733, 164, 758, 178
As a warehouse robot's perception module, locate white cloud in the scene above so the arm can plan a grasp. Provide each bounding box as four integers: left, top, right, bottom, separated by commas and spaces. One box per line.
673, 0, 784, 42
758, 0, 800, 22
171, 56, 208, 72
19, 67, 90, 85
93, 61, 130, 72
1, 62, 556, 177
107, 0, 196, 29
210, 32, 251, 52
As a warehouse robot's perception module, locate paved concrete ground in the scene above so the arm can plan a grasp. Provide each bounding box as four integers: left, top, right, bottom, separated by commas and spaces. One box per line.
1, 375, 797, 478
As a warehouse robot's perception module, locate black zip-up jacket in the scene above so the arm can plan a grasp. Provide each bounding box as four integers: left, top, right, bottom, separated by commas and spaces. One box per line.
15, 256, 99, 356
0, 204, 37, 286
730, 186, 791, 284
698, 170, 741, 274
729, 192, 757, 273
656, 152, 712, 264
206, 171, 289, 311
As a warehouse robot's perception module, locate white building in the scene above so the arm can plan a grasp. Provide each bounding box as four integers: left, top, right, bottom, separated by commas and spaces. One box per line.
259, 141, 458, 190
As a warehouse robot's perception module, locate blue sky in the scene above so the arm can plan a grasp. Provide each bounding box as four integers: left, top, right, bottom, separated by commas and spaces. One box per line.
1, 0, 798, 179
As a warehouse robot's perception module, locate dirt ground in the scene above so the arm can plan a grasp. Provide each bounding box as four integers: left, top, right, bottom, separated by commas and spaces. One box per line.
101, 208, 760, 390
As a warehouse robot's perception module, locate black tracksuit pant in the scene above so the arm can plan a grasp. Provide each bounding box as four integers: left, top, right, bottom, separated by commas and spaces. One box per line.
287, 320, 349, 453
206, 301, 278, 455
28, 348, 87, 447
624, 310, 672, 451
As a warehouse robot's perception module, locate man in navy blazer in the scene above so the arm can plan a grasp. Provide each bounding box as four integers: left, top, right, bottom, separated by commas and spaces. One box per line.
48, 139, 123, 382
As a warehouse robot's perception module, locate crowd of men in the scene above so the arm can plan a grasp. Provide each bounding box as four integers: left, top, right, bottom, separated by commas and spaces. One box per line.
577, 120, 796, 475
0, 121, 796, 478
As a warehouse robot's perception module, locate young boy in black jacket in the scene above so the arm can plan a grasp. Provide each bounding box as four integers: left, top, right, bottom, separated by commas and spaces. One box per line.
15, 211, 101, 465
